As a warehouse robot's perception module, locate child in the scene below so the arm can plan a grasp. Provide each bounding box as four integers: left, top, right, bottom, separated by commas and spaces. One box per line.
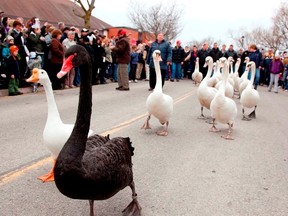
1, 36, 14, 88
268, 55, 284, 93
129, 45, 138, 83
7, 45, 23, 96
27, 51, 42, 92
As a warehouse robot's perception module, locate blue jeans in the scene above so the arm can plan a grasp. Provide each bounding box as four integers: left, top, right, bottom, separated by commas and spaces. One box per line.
171, 62, 182, 80
248, 68, 260, 86
73, 67, 81, 86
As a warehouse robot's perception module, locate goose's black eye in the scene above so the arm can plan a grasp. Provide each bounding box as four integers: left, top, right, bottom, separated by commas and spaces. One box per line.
41, 72, 44, 74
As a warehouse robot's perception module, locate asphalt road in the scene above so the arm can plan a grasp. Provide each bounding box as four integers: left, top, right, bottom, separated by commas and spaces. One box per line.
0, 79, 288, 216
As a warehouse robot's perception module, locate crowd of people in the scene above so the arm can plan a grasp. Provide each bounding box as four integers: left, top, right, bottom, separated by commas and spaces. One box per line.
1, 15, 288, 96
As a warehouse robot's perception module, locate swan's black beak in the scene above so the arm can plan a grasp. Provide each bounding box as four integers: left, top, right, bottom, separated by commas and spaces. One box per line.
156, 53, 162, 61
57, 55, 75, 78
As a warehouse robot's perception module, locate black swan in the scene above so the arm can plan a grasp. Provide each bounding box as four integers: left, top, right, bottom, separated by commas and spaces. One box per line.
54, 45, 141, 216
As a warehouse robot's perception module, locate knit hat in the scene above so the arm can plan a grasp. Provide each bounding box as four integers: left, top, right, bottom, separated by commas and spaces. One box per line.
117, 29, 126, 36
10, 45, 19, 54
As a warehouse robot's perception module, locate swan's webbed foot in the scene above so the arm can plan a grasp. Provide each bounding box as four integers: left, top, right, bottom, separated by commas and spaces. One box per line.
209, 119, 220, 132
221, 124, 234, 140
37, 160, 56, 182
242, 115, 252, 121
205, 116, 213, 124
122, 196, 142, 216
197, 114, 206, 119
122, 181, 142, 216
248, 107, 257, 119
141, 115, 151, 130
242, 108, 251, 121
156, 122, 169, 136
156, 129, 168, 136
198, 107, 206, 119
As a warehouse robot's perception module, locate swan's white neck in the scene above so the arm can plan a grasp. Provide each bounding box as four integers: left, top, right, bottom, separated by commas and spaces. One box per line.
154, 60, 162, 93
204, 60, 213, 80
249, 63, 256, 86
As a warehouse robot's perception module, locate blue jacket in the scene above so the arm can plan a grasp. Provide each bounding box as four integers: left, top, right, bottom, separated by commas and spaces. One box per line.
147, 39, 172, 70
130, 51, 139, 65
249, 49, 262, 68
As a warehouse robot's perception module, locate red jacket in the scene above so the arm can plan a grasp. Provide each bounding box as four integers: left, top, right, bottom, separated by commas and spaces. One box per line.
50, 38, 64, 64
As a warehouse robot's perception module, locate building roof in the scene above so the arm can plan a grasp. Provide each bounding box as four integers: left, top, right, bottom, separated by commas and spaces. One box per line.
0, 0, 112, 30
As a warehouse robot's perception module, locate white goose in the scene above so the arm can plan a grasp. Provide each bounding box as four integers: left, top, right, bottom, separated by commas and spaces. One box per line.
196, 56, 218, 119
209, 59, 237, 139
26, 68, 93, 182
141, 50, 173, 136
240, 61, 260, 120
192, 57, 203, 85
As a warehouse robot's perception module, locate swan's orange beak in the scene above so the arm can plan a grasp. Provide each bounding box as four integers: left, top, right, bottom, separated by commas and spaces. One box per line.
26, 68, 39, 83
57, 55, 75, 78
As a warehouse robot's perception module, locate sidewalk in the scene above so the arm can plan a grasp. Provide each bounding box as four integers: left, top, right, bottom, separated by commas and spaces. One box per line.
0, 86, 44, 97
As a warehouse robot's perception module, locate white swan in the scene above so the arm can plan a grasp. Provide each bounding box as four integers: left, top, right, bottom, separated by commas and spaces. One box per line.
26, 68, 93, 182
240, 61, 260, 120
196, 56, 218, 119
207, 60, 221, 88
238, 57, 250, 97
232, 58, 241, 94
215, 57, 234, 98
192, 57, 203, 85
141, 50, 173, 136
209, 59, 237, 139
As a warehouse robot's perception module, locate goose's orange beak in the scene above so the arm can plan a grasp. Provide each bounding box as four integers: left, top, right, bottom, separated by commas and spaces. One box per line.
26, 68, 39, 83
57, 54, 75, 78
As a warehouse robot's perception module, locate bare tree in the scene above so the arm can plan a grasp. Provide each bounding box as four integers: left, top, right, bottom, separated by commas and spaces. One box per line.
72, 0, 96, 30
128, 1, 183, 42
272, 2, 288, 48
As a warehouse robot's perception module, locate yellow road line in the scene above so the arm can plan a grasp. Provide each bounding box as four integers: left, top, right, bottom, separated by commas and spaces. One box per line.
0, 90, 195, 185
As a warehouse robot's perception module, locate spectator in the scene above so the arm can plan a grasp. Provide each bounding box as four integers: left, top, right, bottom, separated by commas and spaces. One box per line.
62, 30, 77, 88
0, 17, 10, 42
146, 32, 172, 91
7, 45, 23, 96
183, 45, 191, 79
10, 20, 29, 86
261, 48, 274, 86
197, 42, 210, 77
248, 44, 262, 89
171, 40, 185, 82
129, 44, 138, 83
27, 26, 46, 68
49, 29, 64, 90
208, 42, 222, 62
268, 54, 284, 93
112, 29, 131, 91
224, 44, 238, 67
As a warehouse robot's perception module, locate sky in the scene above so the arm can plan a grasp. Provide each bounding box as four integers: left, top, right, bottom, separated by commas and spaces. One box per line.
92, 0, 286, 45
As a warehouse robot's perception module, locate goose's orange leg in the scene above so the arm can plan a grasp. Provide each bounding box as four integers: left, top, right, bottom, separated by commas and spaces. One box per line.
37, 160, 56, 182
